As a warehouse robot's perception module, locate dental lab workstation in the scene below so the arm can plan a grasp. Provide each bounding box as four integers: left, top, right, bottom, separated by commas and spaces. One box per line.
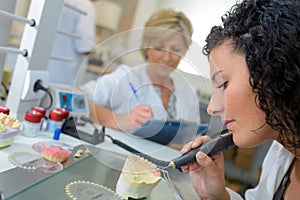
0, 0, 278, 200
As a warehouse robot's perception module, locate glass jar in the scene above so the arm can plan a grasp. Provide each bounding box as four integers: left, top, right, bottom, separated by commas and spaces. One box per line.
31, 106, 47, 131
21, 111, 42, 137
46, 109, 64, 133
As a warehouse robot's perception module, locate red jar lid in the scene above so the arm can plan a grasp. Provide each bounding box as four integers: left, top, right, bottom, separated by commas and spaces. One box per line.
49, 110, 64, 122
56, 108, 70, 119
0, 106, 10, 115
25, 111, 42, 123
31, 106, 46, 118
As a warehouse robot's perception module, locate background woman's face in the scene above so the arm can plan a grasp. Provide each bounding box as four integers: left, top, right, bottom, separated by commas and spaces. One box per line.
146, 34, 186, 76
207, 40, 275, 148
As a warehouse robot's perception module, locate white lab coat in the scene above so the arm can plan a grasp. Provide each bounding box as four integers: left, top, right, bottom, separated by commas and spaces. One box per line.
93, 64, 200, 123
48, 0, 95, 86
227, 140, 294, 199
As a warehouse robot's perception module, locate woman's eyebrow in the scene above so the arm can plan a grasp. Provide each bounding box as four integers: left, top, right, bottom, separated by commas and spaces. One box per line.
211, 70, 223, 83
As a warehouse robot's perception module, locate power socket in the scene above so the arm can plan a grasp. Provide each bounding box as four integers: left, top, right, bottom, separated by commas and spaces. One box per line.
21, 70, 49, 100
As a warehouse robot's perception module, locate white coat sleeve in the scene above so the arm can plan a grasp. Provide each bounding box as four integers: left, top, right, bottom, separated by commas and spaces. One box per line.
80, 80, 96, 100
93, 65, 130, 109
226, 187, 244, 200
93, 74, 116, 109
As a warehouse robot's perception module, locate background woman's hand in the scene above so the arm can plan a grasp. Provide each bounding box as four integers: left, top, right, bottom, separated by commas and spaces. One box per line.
114, 105, 153, 131
181, 136, 229, 200
128, 105, 153, 128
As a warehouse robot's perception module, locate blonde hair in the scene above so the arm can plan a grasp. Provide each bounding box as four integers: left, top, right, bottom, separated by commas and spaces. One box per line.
140, 8, 193, 60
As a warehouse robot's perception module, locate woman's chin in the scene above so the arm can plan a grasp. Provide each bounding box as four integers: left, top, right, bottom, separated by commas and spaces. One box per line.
232, 134, 260, 148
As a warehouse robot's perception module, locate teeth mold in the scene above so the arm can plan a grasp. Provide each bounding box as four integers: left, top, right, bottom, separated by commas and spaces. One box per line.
116, 155, 161, 199
0, 114, 21, 148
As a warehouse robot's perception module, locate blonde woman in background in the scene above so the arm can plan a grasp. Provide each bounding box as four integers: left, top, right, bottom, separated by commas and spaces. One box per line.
84, 8, 200, 133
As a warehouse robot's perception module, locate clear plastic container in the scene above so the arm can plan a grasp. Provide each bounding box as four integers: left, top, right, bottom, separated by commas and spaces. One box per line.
21, 111, 42, 137
46, 110, 64, 133
31, 106, 47, 131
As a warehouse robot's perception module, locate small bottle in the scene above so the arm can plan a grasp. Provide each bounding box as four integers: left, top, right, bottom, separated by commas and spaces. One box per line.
46, 109, 64, 133
53, 128, 62, 140
31, 106, 47, 132
22, 111, 42, 137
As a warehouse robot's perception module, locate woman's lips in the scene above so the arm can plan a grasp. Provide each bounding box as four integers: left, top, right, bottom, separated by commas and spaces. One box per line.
224, 120, 235, 129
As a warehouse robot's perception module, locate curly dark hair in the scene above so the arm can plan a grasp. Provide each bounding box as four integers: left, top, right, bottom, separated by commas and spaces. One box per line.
203, 0, 300, 149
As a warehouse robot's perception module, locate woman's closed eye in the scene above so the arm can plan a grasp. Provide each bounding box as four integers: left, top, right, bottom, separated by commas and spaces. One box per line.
217, 81, 228, 90
154, 47, 163, 51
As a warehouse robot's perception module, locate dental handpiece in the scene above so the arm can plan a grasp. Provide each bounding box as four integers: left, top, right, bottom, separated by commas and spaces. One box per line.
169, 132, 235, 169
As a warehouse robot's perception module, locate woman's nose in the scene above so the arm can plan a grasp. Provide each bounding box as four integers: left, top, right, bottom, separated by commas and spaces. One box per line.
207, 100, 216, 116
162, 50, 172, 61
207, 95, 223, 116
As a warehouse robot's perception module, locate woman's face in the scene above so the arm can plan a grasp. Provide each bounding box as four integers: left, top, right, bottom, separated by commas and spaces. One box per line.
207, 40, 276, 148
146, 34, 186, 77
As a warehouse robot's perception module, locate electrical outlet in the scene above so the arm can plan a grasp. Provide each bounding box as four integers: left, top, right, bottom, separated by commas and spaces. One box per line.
21, 70, 49, 100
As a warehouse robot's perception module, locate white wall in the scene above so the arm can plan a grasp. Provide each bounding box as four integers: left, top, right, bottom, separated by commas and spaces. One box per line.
156, 0, 236, 46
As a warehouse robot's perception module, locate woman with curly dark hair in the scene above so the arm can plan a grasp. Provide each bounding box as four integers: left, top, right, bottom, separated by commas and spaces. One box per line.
181, 0, 300, 199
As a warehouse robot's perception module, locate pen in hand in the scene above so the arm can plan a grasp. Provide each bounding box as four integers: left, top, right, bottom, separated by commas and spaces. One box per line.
129, 82, 153, 125
129, 82, 143, 105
